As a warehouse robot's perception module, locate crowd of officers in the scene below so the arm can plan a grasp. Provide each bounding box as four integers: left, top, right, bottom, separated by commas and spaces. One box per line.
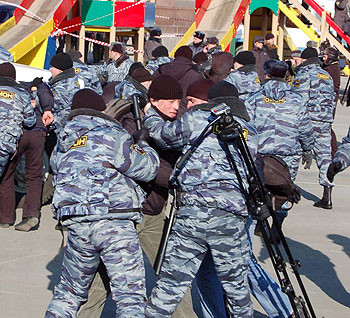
0, 26, 350, 318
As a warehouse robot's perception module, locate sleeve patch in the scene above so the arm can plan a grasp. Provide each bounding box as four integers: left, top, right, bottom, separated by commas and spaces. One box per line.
74, 67, 81, 74
131, 143, 146, 156
293, 79, 301, 88
71, 135, 88, 149
0, 90, 15, 100
256, 77, 261, 84
264, 97, 285, 104
242, 128, 249, 141
317, 73, 329, 80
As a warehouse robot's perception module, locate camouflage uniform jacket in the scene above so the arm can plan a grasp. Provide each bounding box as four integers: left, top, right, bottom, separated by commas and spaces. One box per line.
50, 108, 160, 222
292, 57, 336, 123
143, 96, 258, 217
246, 78, 314, 156
0, 45, 14, 62
333, 127, 350, 170
114, 77, 148, 102
95, 55, 133, 83
145, 56, 173, 75
48, 68, 81, 134
72, 58, 103, 95
225, 64, 261, 102
0, 77, 36, 154
189, 43, 204, 57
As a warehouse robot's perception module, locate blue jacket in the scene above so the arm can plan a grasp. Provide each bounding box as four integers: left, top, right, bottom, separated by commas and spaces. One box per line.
292, 57, 336, 123
143, 96, 258, 217
334, 127, 350, 170
225, 64, 261, 102
0, 77, 36, 154
246, 78, 314, 156
48, 68, 81, 134
51, 108, 159, 222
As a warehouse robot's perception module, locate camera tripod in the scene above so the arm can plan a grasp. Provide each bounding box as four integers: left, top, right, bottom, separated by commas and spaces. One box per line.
154, 103, 316, 318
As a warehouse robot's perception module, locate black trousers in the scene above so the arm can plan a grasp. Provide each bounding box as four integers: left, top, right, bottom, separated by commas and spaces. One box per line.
0, 131, 46, 224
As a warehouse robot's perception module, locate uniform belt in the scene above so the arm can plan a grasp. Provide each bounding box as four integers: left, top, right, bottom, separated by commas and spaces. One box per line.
109, 208, 141, 213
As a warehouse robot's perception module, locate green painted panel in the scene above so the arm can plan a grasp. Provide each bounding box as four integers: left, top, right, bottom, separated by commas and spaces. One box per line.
249, 0, 278, 15
81, 0, 113, 26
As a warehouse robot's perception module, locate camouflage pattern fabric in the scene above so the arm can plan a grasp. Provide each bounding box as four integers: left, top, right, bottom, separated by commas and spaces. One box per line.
145, 57, 173, 75
143, 102, 258, 217
333, 127, 350, 170
246, 78, 314, 180
50, 109, 159, 221
115, 81, 140, 100
45, 218, 146, 318
48, 69, 81, 135
0, 79, 36, 177
0, 45, 14, 62
292, 58, 336, 123
292, 59, 335, 186
145, 206, 252, 318
95, 57, 133, 83
73, 61, 103, 95
225, 65, 261, 102
143, 100, 256, 316
312, 121, 333, 186
189, 43, 204, 57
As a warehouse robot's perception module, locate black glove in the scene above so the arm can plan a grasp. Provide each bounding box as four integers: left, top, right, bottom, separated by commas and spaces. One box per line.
30, 77, 43, 89
291, 187, 301, 204
302, 151, 313, 169
133, 128, 150, 143
327, 161, 342, 182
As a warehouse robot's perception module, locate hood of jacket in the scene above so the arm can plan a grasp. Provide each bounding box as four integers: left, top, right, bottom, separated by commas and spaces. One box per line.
58, 108, 120, 153
49, 68, 76, 85
0, 76, 28, 91
192, 96, 250, 122
207, 52, 234, 83
261, 77, 289, 100
158, 56, 196, 81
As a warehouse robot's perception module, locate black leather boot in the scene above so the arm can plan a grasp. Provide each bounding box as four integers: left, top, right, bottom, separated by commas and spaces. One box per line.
313, 186, 333, 209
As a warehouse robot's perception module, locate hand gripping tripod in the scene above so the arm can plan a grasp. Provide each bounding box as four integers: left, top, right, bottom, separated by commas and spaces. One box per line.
154, 103, 316, 318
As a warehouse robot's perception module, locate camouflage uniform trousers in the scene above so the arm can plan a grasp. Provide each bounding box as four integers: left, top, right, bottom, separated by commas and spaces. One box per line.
312, 121, 333, 187
281, 155, 301, 182
145, 206, 252, 318
45, 218, 146, 318
78, 204, 197, 318
0, 149, 10, 179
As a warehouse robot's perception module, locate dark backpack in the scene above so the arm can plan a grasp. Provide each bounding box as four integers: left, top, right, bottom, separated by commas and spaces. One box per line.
262, 155, 301, 209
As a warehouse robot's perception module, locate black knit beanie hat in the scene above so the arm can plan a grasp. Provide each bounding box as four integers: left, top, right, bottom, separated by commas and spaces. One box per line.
174, 46, 193, 61
71, 89, 106, 111
233, 51, 256, 65
187, 79, 215, 101
50, 53, 73, 71
301, 47, 318, 59
132, 68, 152, 83
148, 75, 183, 100
208, 80, 239, 100
0, 62, 16, 79
263, 59, 288, 78
152, 46, 169, 58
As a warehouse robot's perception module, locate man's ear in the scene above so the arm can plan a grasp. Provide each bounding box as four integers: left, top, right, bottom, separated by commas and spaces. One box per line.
150, 98, 159, 108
